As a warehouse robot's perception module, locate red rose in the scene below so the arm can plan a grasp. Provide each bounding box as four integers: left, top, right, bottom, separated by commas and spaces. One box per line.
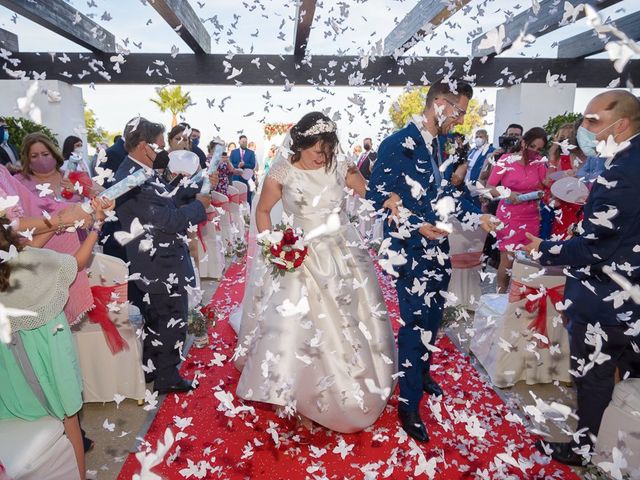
275, 263, 287, 270
293, 256, 304, 268
284, 250, 296, 261
282, 229, 296, 245
270, 245, 281, 257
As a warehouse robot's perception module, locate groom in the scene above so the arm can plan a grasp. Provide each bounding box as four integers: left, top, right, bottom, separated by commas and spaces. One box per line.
367, 77, 495, 442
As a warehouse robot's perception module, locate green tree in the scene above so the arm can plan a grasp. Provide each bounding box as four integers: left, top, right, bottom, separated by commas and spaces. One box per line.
84, 107, 120, 148
150, 86, 194, 127
389, 86, 483, 136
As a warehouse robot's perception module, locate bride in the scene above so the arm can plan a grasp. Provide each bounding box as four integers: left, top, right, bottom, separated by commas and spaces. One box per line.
232, 112, 397, 433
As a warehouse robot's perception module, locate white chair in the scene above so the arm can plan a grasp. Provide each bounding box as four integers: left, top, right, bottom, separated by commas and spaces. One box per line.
197, 206, 226, 279
231, 180, 250, 219
72, 253, 146, 403
211, 190, 232, 252
470, 257, 571, 388
594, 379, 640, 478
0, 416, 80, 480
226, 185, 245, 242
448, 219, 487, 309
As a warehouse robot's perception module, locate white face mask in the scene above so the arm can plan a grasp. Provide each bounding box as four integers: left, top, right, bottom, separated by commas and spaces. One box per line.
474, 137, 485, 148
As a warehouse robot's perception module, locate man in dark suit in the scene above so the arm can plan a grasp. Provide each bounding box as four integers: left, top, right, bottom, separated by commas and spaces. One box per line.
189, 128, 207, 169
115, 117, 210, 394
357, 137, 377, 180
229, 135, 256, 206
367, 78, 496, 442
525, 90, 640, 466
451, 129, 495, 208
0, 117, 21, 173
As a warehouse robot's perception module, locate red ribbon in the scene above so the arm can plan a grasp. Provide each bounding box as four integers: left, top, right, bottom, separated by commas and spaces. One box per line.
508, 280, 565, 348
229, 193, 240, 204
88, 283, 129, 354
68, 171, 93, 198
237, 191, 247, 203
450, 251, 483, 269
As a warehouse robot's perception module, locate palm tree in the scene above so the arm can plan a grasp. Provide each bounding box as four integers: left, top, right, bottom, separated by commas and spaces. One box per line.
150, 86, 193, 127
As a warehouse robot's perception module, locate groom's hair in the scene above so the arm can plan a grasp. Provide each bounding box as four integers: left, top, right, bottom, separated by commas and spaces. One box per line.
425, 77, 473, 109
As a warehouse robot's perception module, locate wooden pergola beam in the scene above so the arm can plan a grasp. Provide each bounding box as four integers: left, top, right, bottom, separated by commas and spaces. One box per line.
293, 0, 317, 58
557, 10, 640, 58
471, 0, 624, 58
0, 52, 636, 88
383, 0, 470, 56
0, 27, 18, 51
0, 0, 115, 53
148, 0, 211, 54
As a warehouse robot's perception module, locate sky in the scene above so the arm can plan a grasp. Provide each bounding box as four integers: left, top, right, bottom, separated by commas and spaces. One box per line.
0, 0, 638, 158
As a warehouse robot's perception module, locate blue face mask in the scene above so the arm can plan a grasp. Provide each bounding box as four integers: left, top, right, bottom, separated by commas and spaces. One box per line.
576, 126, 598, 157
191, 137, 199, 148
0, 127, 9, 144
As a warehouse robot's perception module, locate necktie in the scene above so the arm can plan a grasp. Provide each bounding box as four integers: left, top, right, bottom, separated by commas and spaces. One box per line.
431, 138, 442, 185
240, 149, 245, 162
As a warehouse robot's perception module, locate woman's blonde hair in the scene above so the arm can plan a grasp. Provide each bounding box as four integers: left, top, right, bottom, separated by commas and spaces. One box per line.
20, 133, 64, 178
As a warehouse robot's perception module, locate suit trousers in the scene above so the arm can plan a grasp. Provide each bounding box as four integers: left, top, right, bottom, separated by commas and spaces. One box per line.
569, 320, 640, 444
141, 292, 189, 388
395, 273, 447, 412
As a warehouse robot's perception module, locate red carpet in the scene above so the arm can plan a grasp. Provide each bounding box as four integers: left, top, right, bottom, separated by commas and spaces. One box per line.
117, 260, 579, 479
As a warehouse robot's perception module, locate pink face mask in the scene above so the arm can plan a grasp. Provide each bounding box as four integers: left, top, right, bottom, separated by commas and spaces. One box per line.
525, 148, 542, 162
30, 154, 57, 174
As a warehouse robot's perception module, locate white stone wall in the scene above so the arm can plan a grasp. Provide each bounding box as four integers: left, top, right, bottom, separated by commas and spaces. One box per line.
493, 83, 577, 143
0, 79, 86, 153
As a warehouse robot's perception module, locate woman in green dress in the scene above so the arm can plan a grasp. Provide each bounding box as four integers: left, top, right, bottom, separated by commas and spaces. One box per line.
0, 196, 113, 480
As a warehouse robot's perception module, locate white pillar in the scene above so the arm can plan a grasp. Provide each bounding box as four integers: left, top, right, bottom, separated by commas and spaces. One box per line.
493, 83, 577, 145
0, 79, 85, 149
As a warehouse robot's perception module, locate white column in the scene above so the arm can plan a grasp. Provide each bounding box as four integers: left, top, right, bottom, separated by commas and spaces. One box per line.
493, 83, 577, 145
0, 79, 85, 148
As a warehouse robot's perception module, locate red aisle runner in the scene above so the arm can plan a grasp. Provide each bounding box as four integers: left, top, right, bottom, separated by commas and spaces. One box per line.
117, 261, 578, 479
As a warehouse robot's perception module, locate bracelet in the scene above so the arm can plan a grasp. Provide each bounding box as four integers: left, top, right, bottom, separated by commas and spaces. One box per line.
90, 222, 102, 234
55, 213, 67, 234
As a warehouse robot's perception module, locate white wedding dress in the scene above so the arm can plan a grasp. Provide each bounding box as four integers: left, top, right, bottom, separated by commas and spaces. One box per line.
233, 157, 397, 433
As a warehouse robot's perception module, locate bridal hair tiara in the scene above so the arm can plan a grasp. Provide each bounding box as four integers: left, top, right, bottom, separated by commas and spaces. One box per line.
299, 119, 337, 137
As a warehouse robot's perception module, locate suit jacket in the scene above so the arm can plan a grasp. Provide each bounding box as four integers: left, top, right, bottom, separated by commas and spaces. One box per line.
192, 144, 207, 169
114, 157, 206, 295
357, 151, 377, 180
366, 122, 480, 263
466, 144, 495, 183
229, 148, 256, 184
539, 134, 640, 325
102, 138, 127, 188
0, 142, 19, 167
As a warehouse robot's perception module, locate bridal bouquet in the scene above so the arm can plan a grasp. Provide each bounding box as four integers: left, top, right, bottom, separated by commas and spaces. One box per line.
258, 224, 308, 276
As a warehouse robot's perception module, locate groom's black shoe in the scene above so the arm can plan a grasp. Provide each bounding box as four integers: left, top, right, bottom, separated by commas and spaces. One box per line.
398, 409, 429, 442
423, 374, 443, 397
156, 378, 195, 395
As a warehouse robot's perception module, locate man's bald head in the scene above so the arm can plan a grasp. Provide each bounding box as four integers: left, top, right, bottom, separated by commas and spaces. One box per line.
582, 90, 640, 142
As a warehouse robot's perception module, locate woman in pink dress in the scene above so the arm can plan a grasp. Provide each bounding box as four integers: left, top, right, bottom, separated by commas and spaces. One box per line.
488, 127, 548, 293
14, 133, 98, 325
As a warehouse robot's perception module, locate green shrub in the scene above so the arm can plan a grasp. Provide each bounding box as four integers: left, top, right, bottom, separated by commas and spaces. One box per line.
543, 112, 582, 138
3, 116, 58, 154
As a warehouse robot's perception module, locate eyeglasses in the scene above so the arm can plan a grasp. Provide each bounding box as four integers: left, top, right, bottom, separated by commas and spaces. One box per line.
440, 97, 467, 117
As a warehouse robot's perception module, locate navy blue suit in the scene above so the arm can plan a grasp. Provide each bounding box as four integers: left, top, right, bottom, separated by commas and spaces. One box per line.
366, 122, 480, 411
101, 137, 129, 262
463, 144, 495, 208
115, 156, 206, 386
539, 134, 640, 441
229, 147, 256, 205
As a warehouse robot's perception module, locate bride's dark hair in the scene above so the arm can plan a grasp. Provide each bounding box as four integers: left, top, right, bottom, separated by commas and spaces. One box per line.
290, 112, 339, 172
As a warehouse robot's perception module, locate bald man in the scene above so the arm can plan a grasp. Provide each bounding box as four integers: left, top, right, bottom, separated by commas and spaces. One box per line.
524, 90, 640, 466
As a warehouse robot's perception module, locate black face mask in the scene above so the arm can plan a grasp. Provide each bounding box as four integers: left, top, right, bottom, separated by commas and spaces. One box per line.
363, 144, 371, 151
153, 149, 170, 170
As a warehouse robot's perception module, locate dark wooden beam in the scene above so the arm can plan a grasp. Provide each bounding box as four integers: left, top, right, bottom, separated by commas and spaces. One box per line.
0, 0, 115, 53
0, 52, 636, 88
557, 10, 640, 58
148, 0, 210, 54
471, 0, 624, 58
383, 0, 470, 56
0, 27, 18, 51
293, 0, 317, 58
